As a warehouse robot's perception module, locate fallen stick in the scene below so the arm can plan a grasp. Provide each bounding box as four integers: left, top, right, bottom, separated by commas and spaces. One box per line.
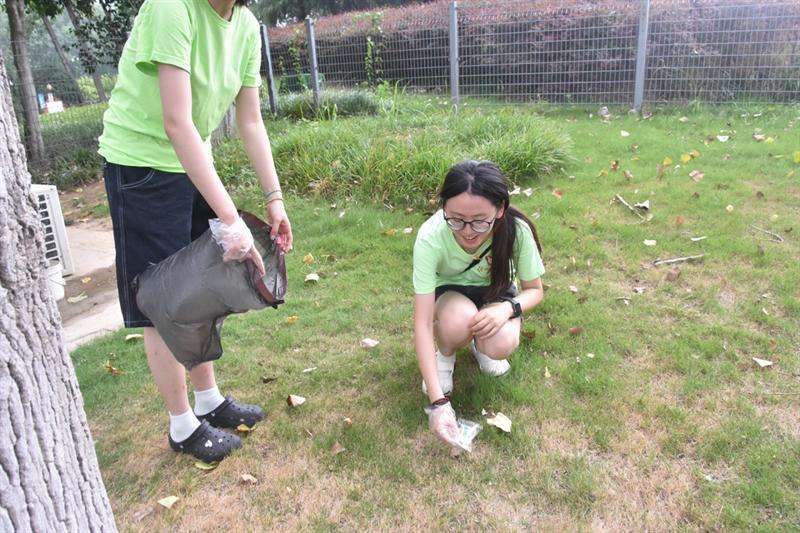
651, 254, 705, 267
749, 225, 784, 243
614, 194, 645, 220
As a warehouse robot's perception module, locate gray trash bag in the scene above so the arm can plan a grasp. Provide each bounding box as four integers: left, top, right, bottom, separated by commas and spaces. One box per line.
134, 211, 286, 369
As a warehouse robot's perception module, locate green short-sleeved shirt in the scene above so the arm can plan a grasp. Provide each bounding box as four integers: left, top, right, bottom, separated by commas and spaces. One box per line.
412, 209, 545, 294
98, 0, 262, 172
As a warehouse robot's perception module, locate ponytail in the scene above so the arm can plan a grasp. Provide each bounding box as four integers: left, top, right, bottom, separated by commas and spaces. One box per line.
486, 206, 542, 301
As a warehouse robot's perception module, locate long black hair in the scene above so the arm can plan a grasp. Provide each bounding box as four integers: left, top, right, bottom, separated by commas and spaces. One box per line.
439, 160, 542, 302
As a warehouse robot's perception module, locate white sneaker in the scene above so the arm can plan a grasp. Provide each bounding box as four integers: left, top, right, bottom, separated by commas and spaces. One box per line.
421, 351, 455, 396
470, 338, 510, 376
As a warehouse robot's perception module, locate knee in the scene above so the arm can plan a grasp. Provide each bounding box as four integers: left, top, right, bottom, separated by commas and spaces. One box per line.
482, 330, 519, 359
437, 306, 476, 339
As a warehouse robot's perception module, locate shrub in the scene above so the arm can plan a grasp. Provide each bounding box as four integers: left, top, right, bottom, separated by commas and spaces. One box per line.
270, 88, 381, 120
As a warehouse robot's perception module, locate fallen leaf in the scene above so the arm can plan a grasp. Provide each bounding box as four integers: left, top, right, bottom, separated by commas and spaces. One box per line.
66, 292, 88, 304
132, 507, 155, 522
620, 130, 630, 137
680, 153, 691, 163
236, 424, 254, 433
125, 333, 144, 342
794, 150, 800, 164
240, 474, 258, 484
690, 149, 700, 158
287, 394, 306, 407
403, 227, 414, 235
568, 326, 583, 336
521, 330, 536, 339
330, 441, 346, 455
665, 266, 681, 282
522, 188, 532, 197
586, 353, 595, 359
261, 376, 277, 384
338, 211, 346, 219
678, 116, 688, 122
304, 273, 320, 283
303, 254, 314, 264
689, 170, 704, 182
633, 287, 646, 294
343, 417, 353, 427
610, 160, 620, 171
509, 186, 521, 196
360, 338, 380, 349
194, 461, 219, 471
597, 169, 609, 177
634, 200, 650, 210
552, 188, 563, 199
157, 496, 179, 509
286, 316, 299, 325
716, 135, 729, 142
663, 156, 673, 166
323, 254, 337, 262
485, 412, 512, 433
81, 276, 92, 284
104, 360, 122, 376
623, 170, 634, 180
752, 132, 765, 142
752, 357, 773, 368
643, 239, 657, 246
383, 228, 398, 237
768, 339, 777, 351
544, 367, 551, 379
569, 285, 579, 293
725, 205, 734, 213
675, 215, 685, 227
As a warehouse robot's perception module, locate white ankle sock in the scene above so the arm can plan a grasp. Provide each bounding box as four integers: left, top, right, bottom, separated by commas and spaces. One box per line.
169, 409, 201, 442
194, 386, 225, 416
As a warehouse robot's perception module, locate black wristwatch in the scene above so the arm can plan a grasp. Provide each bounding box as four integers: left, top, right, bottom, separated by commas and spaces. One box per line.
497, 296, 522, 318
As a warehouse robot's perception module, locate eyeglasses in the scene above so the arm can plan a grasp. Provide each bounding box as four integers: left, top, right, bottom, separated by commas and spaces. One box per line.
443, 209, 498, 233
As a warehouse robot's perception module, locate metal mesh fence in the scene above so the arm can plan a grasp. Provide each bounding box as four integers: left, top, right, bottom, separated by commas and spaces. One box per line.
5, 0, 799, 178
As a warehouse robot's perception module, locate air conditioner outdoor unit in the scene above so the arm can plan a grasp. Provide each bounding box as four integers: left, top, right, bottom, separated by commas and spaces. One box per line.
31, 184, 74, 276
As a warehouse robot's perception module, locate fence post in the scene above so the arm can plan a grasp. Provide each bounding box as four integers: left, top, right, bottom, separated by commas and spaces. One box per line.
448, 1, 459, 112
633, 0, 650, 112
260, 23, 279, 115
305, 16, 321, 108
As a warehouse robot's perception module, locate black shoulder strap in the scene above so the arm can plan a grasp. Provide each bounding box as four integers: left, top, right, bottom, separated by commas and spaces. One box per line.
461, 246, 491, 273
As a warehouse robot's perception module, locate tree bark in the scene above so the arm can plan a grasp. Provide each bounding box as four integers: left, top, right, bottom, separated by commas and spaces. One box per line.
4, 0, 45, 163
0, 50, 117, 532
41, 15, 80, 90
63, 0, 107, 102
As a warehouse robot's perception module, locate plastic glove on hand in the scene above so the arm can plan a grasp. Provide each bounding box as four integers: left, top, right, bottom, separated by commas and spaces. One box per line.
209, 216, 255, 261
428, 402, 459, 447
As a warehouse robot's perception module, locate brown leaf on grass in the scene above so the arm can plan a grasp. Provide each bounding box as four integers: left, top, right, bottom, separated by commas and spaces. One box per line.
544, 366, 551, 379
330, 442, 346, 455
752, 132, 766, 142
552, 188, 564, 199
629, 143, 640, 152
104, 360, 122, 376
132, 507, 155, 523
568, 326, 584, 336
623, 170, 634, 180
521, 330, 536, 339
569, 285, 579, 293
597, 169, 609, 177
286, 316, 299, 325
343, 417, 353, 427
323, 254, 337, 262
768, 339, 777, 351
240, 474, 258, 484
236, 424, 254, 433
680, 153, 691, 163
665, 266, 681, 282
287, 394, 306, 407
690, 149, 701, 158
663, 156, 673, 166
261, 376, 277, 384
547, 322, 557, 335
675, 216, 685, 227
302, 254, 314, 264
610, 160, 620, 171
382, 228, 398, 237
194, 461, 219, 471
81, 276, 92, 284
125, 333, 143, 342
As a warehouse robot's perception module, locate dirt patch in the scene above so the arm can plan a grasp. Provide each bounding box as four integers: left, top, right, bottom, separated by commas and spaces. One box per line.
59, 178, 108, 224
57, 262, 117, 323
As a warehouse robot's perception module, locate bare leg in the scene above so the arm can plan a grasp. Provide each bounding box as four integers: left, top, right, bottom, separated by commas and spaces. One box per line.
474, 314, 521, 361
143, 327, 191, 415
434, 292, 478, 354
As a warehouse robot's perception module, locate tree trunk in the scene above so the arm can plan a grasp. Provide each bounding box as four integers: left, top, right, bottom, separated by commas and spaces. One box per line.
63, 0, 107, 102
41, 15, 79, 91
4, 0, 45, 164
211, 105, 237, 147
0, 51, 117, 532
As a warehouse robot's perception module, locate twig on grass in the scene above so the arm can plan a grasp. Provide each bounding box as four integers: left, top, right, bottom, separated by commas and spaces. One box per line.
614, 194, 645, 220
748, 225, 784, 243
651, 254, 705, 267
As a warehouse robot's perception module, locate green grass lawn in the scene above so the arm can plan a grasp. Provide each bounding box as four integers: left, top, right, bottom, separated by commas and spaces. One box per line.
70, 101, 800, 531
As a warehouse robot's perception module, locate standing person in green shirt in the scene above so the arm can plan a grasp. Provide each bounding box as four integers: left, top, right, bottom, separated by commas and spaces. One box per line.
99, 0, 292, 462
412, 160, 545, 449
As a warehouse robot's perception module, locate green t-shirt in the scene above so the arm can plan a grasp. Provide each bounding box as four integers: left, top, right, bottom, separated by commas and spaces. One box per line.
412, 209, 545, 294
98, 0, 262, 172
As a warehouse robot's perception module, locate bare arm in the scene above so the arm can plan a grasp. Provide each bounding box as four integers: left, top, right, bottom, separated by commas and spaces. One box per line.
157, 64, 237, 225
414, 293, 445, 403
235, 86, 293, 251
